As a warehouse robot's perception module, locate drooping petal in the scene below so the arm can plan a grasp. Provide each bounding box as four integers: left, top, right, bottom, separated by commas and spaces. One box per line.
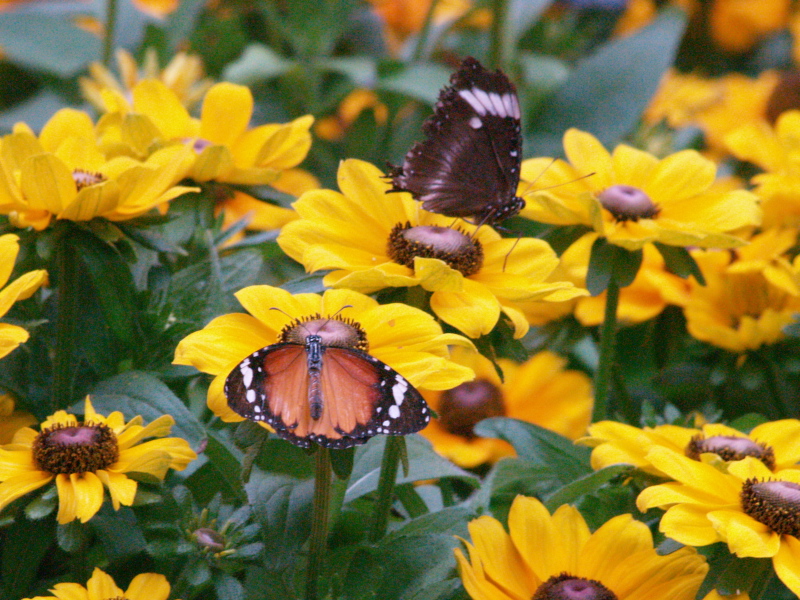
0, 470, 52, 512
125, 572, 172, 600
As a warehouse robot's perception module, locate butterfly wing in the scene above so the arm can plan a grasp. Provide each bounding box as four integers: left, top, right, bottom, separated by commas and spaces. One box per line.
390, 57, 524, 225
225, 343, 431, 449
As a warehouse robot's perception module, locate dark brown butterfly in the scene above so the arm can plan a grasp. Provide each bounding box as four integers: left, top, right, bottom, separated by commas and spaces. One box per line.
224, 320, 431, 449
388, 57, 524, 226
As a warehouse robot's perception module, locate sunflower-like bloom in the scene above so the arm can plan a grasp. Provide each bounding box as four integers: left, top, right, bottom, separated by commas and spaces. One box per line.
0, 109, 196, 231
456, 495, 709, 600
644, 69, 779, 159
277, 159, 584, 338
315, 89, 389, 141
580, 419, 800, 477
637, 449, 800, 596
0, 397, 197, 523
421, 347, 593, 468
727, 110, 800, 228
0, 234, 47, 358
684, 233, 800, 353
24, 566, 175, 600
0, 395, 35, 445
173, 285, 475, 422
81, 48, 213, 111
521, 129, 760, 251
99, 79, 314, 187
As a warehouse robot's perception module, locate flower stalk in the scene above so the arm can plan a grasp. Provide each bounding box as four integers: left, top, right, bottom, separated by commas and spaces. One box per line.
306, 446, 332, 600
102, 0, 119, 67
369, 435, 404, 542
593, 277, 620, 422
52, 224, 79, 410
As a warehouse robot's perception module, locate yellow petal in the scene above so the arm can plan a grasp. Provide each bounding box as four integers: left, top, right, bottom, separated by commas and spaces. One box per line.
20, 154, 76, 213
643, 150, 716, 205
58, 180, 120, 222
0, 234, 19, 288
563, 129, 613, 191
132, 79, 193, 139
466, 514, 536, 597
415, 257, 464, 292
0, 470, 52, 512
0, 269, 48, 319
658, 503, 722, 547
125, 573, 171, 600
581, 513, 651, 580
430, 279, 501, 338
86, 568, 124, 600
774, 535, 800, 597
0, 324, 30, 360
708, 509, 781, 557
96, 470, 137, 510
56, 472, 105, 523
199, 82, 253, 146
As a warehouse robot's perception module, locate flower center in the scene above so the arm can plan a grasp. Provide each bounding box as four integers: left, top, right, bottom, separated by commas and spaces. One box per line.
686, 434, 775, 470
597, 185, 659, 221
438, 379, 504, 438
32, 422, 119, 474
533, 573, 617, 600
280, 313, 368, 352
72, 169, 106, 191
387, 222, 483, 277
741, 479, 800, 537
194, 527, 226, 552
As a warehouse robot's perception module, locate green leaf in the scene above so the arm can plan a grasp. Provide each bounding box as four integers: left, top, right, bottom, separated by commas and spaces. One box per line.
654, 242, 706, 284
474, 418, 591, 482
88, 371, 206, 448
331, 447, 356, 480
586, 238, 643, 295
379, 62, 452, 104
0, 515, 55, 600
56, 521, 90, 553
89, 506, 148, 560
222, 43, 295, 86
0, 13, 100, 77
214, 573, 246, 600
611, 246, 643, 288
527, 7, 687, 156
384, 506, 474, 542
196, 430, 248, 502
345, 435, 478, 502
543, 465, 633, 511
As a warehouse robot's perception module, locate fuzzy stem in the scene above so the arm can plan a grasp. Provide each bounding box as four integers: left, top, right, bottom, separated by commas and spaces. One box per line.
102, 0, 118, 66
593, 278, 620, 422
305, 446, 332, 600
411, 0, 440, 61
52, 224, 79, 411
489, 0, 509, 70
369, 436, 403, 542
760, 348, 791, 418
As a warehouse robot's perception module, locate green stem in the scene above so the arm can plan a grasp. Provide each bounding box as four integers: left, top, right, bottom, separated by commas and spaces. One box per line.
102, 0, 119, 66
369, 436, 403, 542
411, 0, 440, 62
593, 278, 620, 422
305, 446, 332, 600
52, 224, 79, 411
488, 0, 509, 70
760, 349, 791, 418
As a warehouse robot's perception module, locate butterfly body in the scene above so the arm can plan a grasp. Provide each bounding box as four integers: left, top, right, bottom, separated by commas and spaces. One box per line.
225, 330, 431, 449
389, 57, 524, 226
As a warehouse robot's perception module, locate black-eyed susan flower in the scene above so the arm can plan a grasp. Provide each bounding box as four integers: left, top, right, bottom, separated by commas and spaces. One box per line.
683, 235, 800, 353
521, 129, 761, 251
637, 448, 800, 596
0, 109, 196, 231
173, 284, 475, 423
0, 233, 47, 358
99, 79, 314, 187
23, 566, 175, 600
727, 110, 800, 228
421, 347, 593, 468
580, 420, 800, 477
0, 394, 35, 445
0, 397, 196, 523
455, 494, 709, 600
277, 159, 584, 338
81, 48, 213, 111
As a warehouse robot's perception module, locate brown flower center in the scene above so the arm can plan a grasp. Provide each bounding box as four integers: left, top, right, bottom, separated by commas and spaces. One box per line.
280, 313, 368, 352
741, 479, 800, 537
597, 185, 659, 221
72, 169, 106, 191
765, 70, 800, 125
438, 379, 504, 438
387, 222, 483, 277
686, 434, 776, 470
533, 573, 617, 600
194, 527, 226, 552
32, 422, 119, 474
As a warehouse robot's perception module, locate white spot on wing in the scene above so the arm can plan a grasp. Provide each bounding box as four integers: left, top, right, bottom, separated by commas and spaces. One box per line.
469, 116, 482, 129
246, 389, 256, 403
489, 92, 506, 116
392, 377, 409, 405
473, 89, 494, 114
388, 405, 401, 419
458, 89, 487, 115
240, 362, 254, 388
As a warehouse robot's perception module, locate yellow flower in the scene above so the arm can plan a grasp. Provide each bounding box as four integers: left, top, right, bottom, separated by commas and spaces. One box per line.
521, 129, 761, 251
81, 48, 213, 111
709, 0, 791, 53
726, 110, 800, 228
636, 448, 800, 596
0, 394, 35, 445
24, 566, 175, 600
277, 159, 584, 338
0, 234, 47, 358
173, 284, 475, 423
684, 236, 800, 353
580, 419, 800, 477
421, 347, 593, 468
0, 109, 196, 230
455, 495, 708, 600
99, 80, 314, 186
315, 89, 388, 141
644, 69, 779, 159
0, 397, 196, 524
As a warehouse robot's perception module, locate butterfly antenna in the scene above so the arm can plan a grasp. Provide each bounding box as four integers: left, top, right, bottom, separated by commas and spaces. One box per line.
517, 157, 557, 199
520, 170, 596, 199
502, 232, 522, 272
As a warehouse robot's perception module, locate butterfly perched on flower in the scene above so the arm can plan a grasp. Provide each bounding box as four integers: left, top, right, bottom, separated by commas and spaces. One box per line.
389, 57, 524, 226
224, 314, 431, 449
